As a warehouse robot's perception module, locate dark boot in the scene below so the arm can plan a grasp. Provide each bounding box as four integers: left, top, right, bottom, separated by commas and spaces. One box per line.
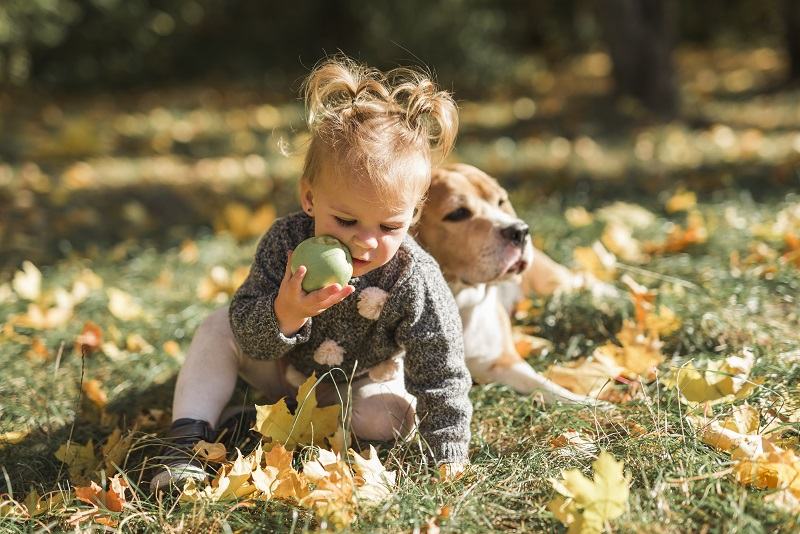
149, 418, 216, 494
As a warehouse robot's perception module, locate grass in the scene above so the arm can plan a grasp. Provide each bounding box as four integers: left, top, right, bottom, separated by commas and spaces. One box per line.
1, 186, 799, 532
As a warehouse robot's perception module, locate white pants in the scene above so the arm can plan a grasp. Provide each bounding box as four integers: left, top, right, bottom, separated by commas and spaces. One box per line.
172, 307, 416, 441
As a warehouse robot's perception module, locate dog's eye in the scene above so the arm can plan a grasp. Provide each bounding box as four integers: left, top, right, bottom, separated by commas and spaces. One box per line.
498, 198, 507, 207
443, 207, 472, 222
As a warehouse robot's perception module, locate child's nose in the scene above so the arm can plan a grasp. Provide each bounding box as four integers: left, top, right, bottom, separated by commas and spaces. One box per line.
352, 232, 378, 250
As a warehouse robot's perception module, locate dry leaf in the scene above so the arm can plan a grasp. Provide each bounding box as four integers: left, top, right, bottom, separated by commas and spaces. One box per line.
688, 405, 763, 454
107, 288, 143, 321
349, 445, 397, 503
75, 321, 103, 355
544, 356, 625, 400
602, 222, 648, 264
595, 202, 656, 229
573, 242, 617, 281
54, 440, 99, 485
666, 189, 697, 213
102, 428, 133, 474
12, 261, 41, 301
82, 379, 108, 408
193, 440, 227, 462
733, 439, 800, 495
565, 206, 594, 227
75, 474, 128, 512
668, 350, 760, 404
254, 373, 340, 450
0, 429, 30, 447
548, 451, 630, 534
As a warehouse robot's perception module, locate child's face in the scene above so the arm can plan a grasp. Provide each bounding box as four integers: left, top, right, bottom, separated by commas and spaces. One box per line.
301, 173, 418, 278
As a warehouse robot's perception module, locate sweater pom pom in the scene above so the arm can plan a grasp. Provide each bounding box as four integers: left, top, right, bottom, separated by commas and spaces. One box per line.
357, 287, 390, 320
313, 339, 345, 366
368, 356, 402, 382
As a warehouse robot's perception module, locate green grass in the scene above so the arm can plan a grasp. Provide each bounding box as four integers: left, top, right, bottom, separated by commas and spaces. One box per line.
1, 188, 800, 532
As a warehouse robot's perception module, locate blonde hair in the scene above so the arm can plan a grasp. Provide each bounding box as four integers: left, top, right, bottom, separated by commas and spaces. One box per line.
300, 56, 458, 211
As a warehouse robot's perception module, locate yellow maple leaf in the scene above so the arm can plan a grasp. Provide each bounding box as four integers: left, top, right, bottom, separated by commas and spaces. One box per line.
595, 320, 664, 380
55, 440, 99, 485
732, 439, 800, 495
668, 350, 760, 404
254, 373, 340, 450
548, 451, 630, 534
688, 405, 763, 454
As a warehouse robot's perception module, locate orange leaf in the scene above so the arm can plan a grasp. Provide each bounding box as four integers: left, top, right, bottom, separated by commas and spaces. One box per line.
75, 321, 103, 356
82, 379, 108, 408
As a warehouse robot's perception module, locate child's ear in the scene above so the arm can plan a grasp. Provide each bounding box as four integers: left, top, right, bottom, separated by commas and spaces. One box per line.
300, 180, 314, 215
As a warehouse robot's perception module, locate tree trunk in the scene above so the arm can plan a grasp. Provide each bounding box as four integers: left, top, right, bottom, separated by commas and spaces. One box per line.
598, 0, 678, 118
785, 0, 800, 80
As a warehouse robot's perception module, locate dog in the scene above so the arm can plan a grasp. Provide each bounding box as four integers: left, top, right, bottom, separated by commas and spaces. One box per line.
413, 163, 601, 404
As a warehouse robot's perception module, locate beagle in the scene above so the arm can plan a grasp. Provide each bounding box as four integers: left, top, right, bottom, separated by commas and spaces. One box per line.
414, 163, 599, 404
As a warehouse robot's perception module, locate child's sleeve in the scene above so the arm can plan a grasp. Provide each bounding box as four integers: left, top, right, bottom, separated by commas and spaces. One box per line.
229, 222, 312, 359
395, 266, 472, 465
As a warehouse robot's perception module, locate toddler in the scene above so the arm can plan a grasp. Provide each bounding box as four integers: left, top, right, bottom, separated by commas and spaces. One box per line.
150, 56, 472, 492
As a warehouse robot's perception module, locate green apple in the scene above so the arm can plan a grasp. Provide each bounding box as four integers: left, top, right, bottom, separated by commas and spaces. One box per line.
290, 236, 353, 292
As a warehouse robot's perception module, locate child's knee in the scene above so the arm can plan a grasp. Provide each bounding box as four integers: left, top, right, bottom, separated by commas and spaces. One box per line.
351, 393, 416, 441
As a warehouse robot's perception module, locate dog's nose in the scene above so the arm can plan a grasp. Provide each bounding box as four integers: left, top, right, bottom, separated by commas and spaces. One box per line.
500, 222, 529, 246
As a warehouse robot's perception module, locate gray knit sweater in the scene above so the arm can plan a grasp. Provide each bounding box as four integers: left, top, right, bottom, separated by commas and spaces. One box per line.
229, 211, 472, 464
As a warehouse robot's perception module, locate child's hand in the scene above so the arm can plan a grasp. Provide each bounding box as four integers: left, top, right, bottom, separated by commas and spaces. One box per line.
274, 251, 355, 336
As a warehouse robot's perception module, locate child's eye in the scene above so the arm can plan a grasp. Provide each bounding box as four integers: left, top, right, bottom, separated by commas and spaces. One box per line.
334, 216, 357, 227
381, 225, 402, 233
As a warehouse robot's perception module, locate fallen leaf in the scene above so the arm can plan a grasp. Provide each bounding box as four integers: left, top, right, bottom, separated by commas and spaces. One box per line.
26, 337, 50, 361
595, 202, 656, 229
82, 379, 108, 408
565, 206, 594, 227
254, 373, 340, 450
54, 440, 99, 485
102, 428, 133, 474
0, 430, 30, 447
733, 439, 800, 495
668, 350, 760, 404
193, 441, 227, 462
666, 189, 697, 213
75, 474, 128, 512
602, 222, 648, 264
573, 242, 617, 281
349, 445, 397, 503
544, 356, 625, 401
548, 451, 630, 534
107, 288, 143, 321
75, 322, 103, 355
12, 261, 41, 301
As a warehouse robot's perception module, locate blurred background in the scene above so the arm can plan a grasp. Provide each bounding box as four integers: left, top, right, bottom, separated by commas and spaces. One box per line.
2, 0, 800, 271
